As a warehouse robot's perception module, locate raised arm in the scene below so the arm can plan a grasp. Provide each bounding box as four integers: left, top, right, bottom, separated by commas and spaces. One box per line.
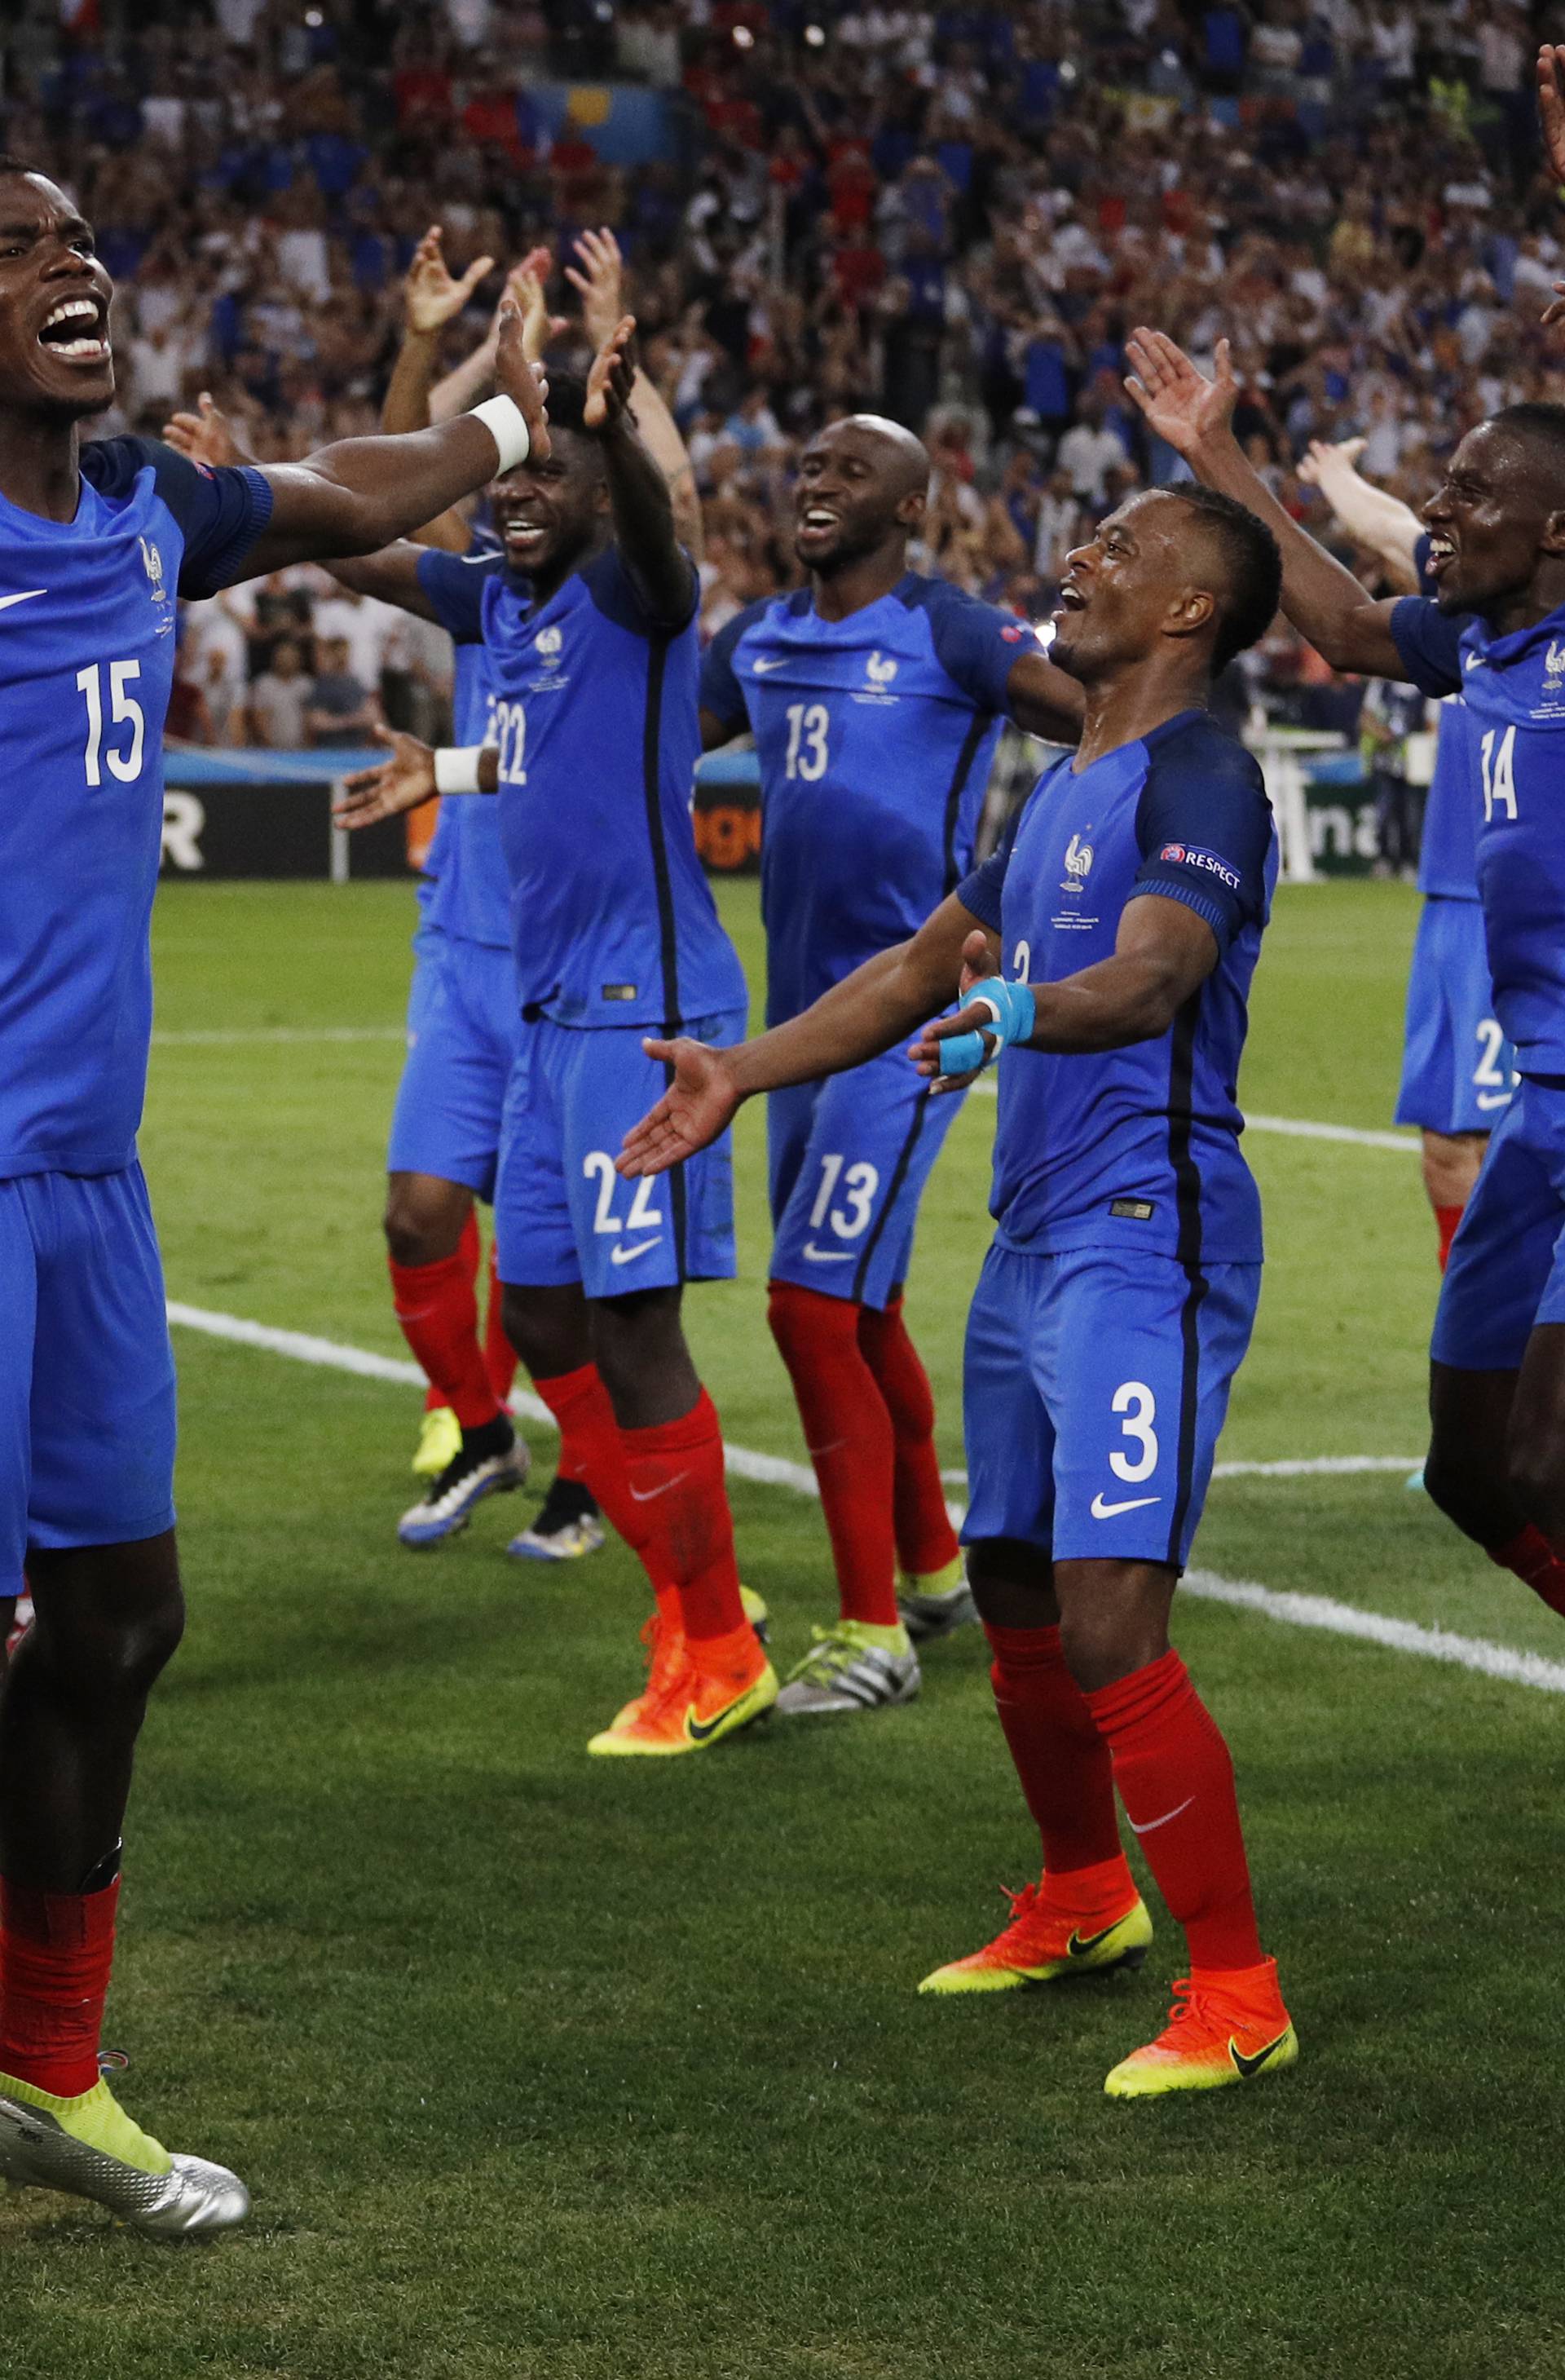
1123, 329, 1409, 677
1296, 437, 1422, 591
585, 317, 696, 632
617, 894, 991, 1177
237, 303, 548, 576
380, 225, 496, 439
1003, 647, 1086, 742
567, 227, 705, 561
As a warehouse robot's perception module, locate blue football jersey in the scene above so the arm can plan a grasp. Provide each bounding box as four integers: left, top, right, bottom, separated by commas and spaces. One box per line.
703, 574, 1021, 1022
0, 439, 270, 1176
958, 709, 1276, 1261
1417, 699, 1480, 901
1391, 595, 1565, 1073
420, 544, 745, 1030
417, 549, 510, 951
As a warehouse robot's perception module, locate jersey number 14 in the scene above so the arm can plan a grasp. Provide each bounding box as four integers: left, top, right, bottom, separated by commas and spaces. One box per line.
1479, 725, 1517, 823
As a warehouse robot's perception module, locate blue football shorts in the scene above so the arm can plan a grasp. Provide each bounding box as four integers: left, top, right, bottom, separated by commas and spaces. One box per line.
960, 1239, 1262, 1569
1432, 1076, 1565, 1371
767, 1044, 968, 1311
494, 1009, 746, 1299
1395, 895, 1516, 1136
386, 925, 521, 1200
0, 1164, 177, 1593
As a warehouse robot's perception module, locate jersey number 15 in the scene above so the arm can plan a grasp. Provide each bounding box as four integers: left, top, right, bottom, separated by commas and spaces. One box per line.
77, 661, 145, 788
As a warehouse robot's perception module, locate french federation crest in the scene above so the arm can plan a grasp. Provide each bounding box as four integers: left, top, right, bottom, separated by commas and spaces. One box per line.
1545, 638, 1565, 687
536, 625, 563, 660
1064, 832, 1094, 880
866, 650, 898, 686
140, 536, 173, 634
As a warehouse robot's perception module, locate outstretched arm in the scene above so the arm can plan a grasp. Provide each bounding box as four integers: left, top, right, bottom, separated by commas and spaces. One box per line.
586, 318, 696, 631
567, 227, 704, 561
618, 894, 990, 1177
1296, 437, 1422, 590
1123, 329, 1409, 677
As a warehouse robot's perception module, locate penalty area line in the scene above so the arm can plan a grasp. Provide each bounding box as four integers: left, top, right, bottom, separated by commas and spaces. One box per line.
165, 1300, 1565, 1698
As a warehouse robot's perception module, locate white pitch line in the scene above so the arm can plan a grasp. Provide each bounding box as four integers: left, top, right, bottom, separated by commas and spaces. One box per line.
152, 1027, 404, 1048
941, 1455, 1421, 1486
966, 1077, 1421, 1155
168, 1300, 1561, 1700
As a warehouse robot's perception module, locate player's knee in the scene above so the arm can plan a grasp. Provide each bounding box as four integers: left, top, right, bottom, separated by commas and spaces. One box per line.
382, 1180, 467, 1269
33, 1577, 185, 1706
966, 1537, 1053, 1627
1507, 1430, 1565, 1535
767, 1278, 854, 1366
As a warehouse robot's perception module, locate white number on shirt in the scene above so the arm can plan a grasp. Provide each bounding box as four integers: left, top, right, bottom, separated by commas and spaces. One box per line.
486, 696, 527, 785
808, 1152, 879, 1238
1109, 1381, 1159, 1482
1012, 941, 1032, 982
1479, 724, 1517, 822
1473, 1017, 1516, 1108
783, 702, 830, 782
582, 1150, 663, 1235
77, 660, 144, 788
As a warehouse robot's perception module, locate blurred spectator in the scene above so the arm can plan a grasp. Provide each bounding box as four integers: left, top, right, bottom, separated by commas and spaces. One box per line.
305, 637, 381, 748
249, 642, 311, 750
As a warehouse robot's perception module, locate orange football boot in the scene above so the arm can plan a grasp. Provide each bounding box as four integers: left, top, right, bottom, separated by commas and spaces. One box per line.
919, 1867, 1153, 1994
589, 1618, 777, 1756
1104, 1957, 1298, 2097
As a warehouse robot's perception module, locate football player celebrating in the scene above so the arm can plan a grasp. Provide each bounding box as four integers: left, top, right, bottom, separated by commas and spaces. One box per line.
1122, 283, 1565, 1631
619, 485, 1299, 2100
700, 414, 1086, 1715
1295, 437, 1513, 1273
0, 157, 549, 2230
335, 327, 772, 1757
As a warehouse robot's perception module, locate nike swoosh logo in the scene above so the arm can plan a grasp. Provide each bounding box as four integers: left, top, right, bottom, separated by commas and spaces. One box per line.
752, 656, 787, 673
0, 590, 46, 613
802, 1242, 855, 1262
1230, 2027, 1292, 2080
610, 1236, 663, 1265
628, 1470, 688, 1504
1475, 1091, 1512, 1110
1464, 651, 1482, 671
1128, 1795, 1194, 1836
1067, 1920, 1127, 1959
1090, 1492, 1162, 1519
805, 1439, 846, 1457
684, 1685, 758, 1742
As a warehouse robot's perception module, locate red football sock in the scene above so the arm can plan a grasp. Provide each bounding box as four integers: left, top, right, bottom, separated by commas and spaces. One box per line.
858, 1296, 960, 1579
421, 1212, 480, 1410
0, 1876, 120, 2099
618, 1389, 744, 1641
985, 1623, 1130, 1880
389, 1229, 500, 1434
482, 1246, 518, 1408
1435, 1202, 1465, 1272
769, 1281, 898, 1627
532, 1359, 629, 1529
1085, 1650, 1263, 1972
1489, 1524, 1565, 1618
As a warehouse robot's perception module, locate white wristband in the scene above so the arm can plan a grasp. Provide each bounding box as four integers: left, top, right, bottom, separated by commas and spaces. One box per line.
469, 394, 531, 475
434, 746, 485, 796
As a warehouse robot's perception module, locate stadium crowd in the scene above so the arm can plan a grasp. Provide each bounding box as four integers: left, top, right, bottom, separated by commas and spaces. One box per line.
1, 0, 1555, 748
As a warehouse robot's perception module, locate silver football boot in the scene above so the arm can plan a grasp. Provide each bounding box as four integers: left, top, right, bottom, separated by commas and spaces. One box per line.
897, 1561, 977, 1642
0, 2063, 249, 2239
775, 1622, 921, 1715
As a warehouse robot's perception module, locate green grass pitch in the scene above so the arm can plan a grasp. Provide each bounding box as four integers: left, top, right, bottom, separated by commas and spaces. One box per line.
6, 876, 1563, 2379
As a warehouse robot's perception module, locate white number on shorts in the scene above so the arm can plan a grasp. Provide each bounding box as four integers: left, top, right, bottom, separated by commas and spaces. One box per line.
485, 695, 527, 785
783, 703, 830, 782
1473, 1017, 1517, 1112
582, 1150, 663, 1236
77, 660, 144, 788
808, 1153, 879, 1239
1109, 1381, 1159, 1482
1012, 941, 1032, 982
1479, 725, 1517, 822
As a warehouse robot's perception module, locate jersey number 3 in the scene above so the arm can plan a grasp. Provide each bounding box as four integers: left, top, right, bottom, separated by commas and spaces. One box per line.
77, 661, 145, 788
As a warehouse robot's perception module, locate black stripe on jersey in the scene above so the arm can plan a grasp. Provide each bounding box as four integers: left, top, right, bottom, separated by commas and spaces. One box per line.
1164, 989, 1210, 1570
851, 1093, 929, 1302
641, 634, 688, 1282
941, 713, 994, 895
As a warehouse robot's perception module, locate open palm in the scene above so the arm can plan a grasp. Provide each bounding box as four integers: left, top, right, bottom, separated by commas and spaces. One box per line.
618, 1038, 738, 1177
1123, 329, 1238, 457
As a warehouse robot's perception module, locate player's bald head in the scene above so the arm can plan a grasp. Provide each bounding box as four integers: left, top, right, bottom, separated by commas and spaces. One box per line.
794, 415, 930, 576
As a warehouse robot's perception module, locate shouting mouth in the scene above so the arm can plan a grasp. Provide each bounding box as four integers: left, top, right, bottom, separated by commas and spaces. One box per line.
37, 293, 110, 365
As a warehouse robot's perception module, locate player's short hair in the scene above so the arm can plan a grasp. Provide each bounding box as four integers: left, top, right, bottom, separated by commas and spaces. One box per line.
1161, 483, 1282, 674
540, 372, 589, 442
1488, 401, 1565, 505
0, 155, 42, 183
